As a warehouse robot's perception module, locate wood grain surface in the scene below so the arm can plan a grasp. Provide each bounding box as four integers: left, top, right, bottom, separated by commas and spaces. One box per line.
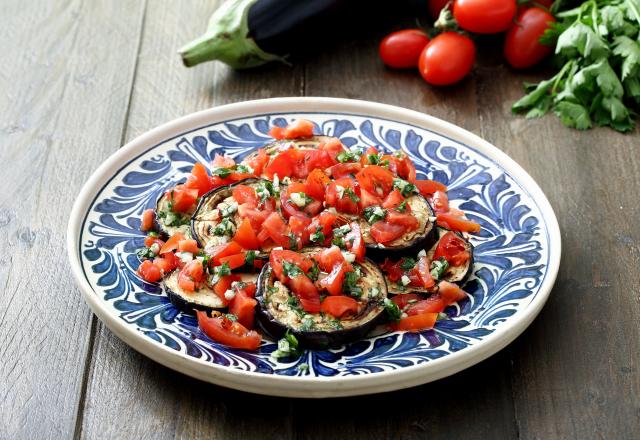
0, 1, 638, 439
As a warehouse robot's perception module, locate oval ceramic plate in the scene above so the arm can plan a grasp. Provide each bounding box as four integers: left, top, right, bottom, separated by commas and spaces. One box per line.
67, 97, 560, 397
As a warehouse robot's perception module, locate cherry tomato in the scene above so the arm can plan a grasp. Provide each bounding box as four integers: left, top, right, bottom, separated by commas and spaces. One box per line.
379, 29, 430, 69
197, 311, 262, 350
428, 0, 450, 18
504, 7, 556, 69
418, 32, 476, 86
453, 0, 517, 34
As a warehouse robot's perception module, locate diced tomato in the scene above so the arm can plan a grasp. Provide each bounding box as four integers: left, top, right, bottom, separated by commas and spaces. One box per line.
398, 155, 417, 182
178, 260, 205, 292
393, 313, 438, 332
436, 212, 481, 233
152, 255, 176, 274
229, 289, 257, 329
356, 165, 395, 198
406, 295, 446, 314
178, 270, 196, 292
329, 162, 362, 179
380, 154, 402, 176
382, 189, 405, 210
262, 212, 290, 248
288, 274, 321, 312
144, 235, 165, 249
256, 228, 270, 245
415, 256, 436, 289
305, 210, 337, 244
237, 282, 257, 298
325, 178, 360, 214
386, 210, 419, 230
178, 239, 199, 255
219, 252, 247, 270
344, 222, 365, 262
233, 218, 260, 250
321, 295, 359, 318
197, 311, 262, 350
269, 126, 286, 139
137, 260, 163, 282
433, 231, 470, 266
319, 262, 351, 296
213, 274, 242, 303
243, 148, 269, 176
232, 185, 258, 206
264, 148, 306, 179
269, 250, 314, 281
280, 182, 313, 219
140, 209, 155, 232
359, 188, 383, 209
391, 293, 423, 310
370, 221, 406, 244
238, 203, 270, 232
313, 245, 347, 272
305, 149, 335, 174
283, 119, 314, 139
380, 259, 404, 283
430, 190, 449, 213
438, 281, 467, 304
212, 154, 235, 169
208, 241, 243, 265
415, 179, 447, 196
305, 169, 331, 200
360, 146, 380, 166
289, 215, 311, 247
167, 185, 199, 213
159, 232, 186, 254
320, 138, 346, 162
185, 162, 215, 196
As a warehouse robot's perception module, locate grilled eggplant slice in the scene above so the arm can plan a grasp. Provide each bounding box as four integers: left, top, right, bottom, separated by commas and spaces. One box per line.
255, 249, 388, 349
191, 178, 268, 251
386, 227, 474, 296
155, 192, 194, 237
164, 270, 259, 314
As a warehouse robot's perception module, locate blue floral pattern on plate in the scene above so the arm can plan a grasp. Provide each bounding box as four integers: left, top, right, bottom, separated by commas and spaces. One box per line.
79, 112, 549, 377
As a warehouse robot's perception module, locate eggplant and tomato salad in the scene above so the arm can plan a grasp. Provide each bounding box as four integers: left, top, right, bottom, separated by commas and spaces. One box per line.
135, 118, 481, 354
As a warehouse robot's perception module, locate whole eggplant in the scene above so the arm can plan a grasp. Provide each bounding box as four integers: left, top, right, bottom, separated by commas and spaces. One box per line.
179, 0, 422, 69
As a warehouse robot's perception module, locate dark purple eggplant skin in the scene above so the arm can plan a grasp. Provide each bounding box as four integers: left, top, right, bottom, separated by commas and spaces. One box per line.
255, 258, 388, 350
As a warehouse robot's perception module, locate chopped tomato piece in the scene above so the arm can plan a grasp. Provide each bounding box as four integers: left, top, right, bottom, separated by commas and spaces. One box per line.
229, 289, 257, 329
305, 169, 331, 200
321, 295, 359, 318
237, 282, 257, 298
398, 155, 417, 182
320, 138, 346, 162
152, 256, 176, 274
208, 241, 243, 265
212, 154, 235, 168
380, 259, 404, 282
197, 311, 262, 350
185, 162, 215, 196
415, 179, 447, 196
415, 256, 436, 289
305, 149, 335, 174
178, 270, 196, 292
178, 239, 199, 254
159, 232, 186, 254
436, 213, 481, 233
370, 221, 406, 244
318, 262, 350, 296
313, 245, 347, 272
359, 188, 383, 209
167, 185, 199, 213
243, 148, 269, 176
325, 177, 360, 214
288, 274, 321, 312
262, 212, 290, 248
329, 162, 362, 179
213, 274, 242, 303
344, 222, 365, 262
391, 293, 424, 310
140, 209, 155, 232
289, 215, 311, 247
178, 260, 205, 292
386, 210, 419, 230
233, 218, 260, 250
356, 165, 395, 198
144, 235, 165, 249
137, 260, 163, 283
406, 295, 446, 314
238, 203, 271, 232
218, 252, 247, 270
305, 210, 337, 245
269, 249, 314, 281
430, 190, 449, 213
438, 281, 467, 304
232, 184, 258, 206
359, 146, 380, 166
382, 189, 405, 210
433, 231, 470, 266
393, 313, 438, 332
283, 119, 314, 139
268, 126, 286, 139
264, 148, 306, 179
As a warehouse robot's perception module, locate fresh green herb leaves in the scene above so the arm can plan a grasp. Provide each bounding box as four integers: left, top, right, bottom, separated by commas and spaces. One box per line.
430, 257, 449, 280
213, 218, 235, 236
245, 250, 257, 266
308, 262, 320, 282
256, 181, 277, 203
362, 206, 387, 224
219, 202, 238, 218
332, 224, 353, 249
399, 258, 417, 272
395, 200, 407, 213
392, 178, 418, 197
342, 268, 363, 297
513, 0, 640, 132
310, 226, 325, 243
288, 232, 299, 250
272, 330, 302, 359
342, 188, 360, 203
282, 260, 303, 278
211, 167, 232, 178
383, 298, 402, 322
336, 150, 361, 163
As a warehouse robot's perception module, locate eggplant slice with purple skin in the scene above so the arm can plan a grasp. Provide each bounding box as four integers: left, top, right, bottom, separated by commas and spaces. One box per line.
255, 248, 388, 349
164, 270, 259, 315
386, 227, 474, 296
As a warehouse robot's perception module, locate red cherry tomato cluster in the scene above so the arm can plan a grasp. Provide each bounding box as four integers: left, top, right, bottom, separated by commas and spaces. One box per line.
379, 0, 556, 86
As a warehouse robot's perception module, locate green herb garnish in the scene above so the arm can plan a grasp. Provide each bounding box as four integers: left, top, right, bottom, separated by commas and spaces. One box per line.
272, 330, 303, 359
245, 250, 257, 266
362, 206, 387, 224
393, 178, 418, 197
343, 187, 360, 203
430, 257, 449, 280
282, 260, 303, 278
383, 298, 402, 322
310, 226, 325, 243
400, 257, 417, 272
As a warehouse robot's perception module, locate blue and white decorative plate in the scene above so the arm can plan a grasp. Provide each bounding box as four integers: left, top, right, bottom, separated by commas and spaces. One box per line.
67, 98, 560, 397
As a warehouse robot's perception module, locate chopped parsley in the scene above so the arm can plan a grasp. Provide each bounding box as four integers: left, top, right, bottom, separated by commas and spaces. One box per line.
213, 218, 235, 236
342, 187, 360, 203
400, 257, 417, 272
224, 313, 238, 322
282, 260, 303, 278
393, 178, 418, 197
245, 250, 257, 266
136, 246, 156, 259
235, 163, 253, 174
310, 226, 325, 243
288, 232, 298, 250
286, 295, 304, 316
272, 330, 302, 359
430, 257, 449, 280
300, 318, 315, 331
211, 167, 232, 178
367, 153, 382, 165
342, 268, 363, 297
362, 206, 387, 224
395, 200, 407, 213
308, 262, 320, 282
336, 150, 361, 163
157, 209, 190, 227
383, 298, 402, 322
256, 181, 277, 203
332, 224, 352, 237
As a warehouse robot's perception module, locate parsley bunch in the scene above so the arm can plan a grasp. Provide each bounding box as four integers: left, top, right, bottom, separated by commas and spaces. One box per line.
512, 0, 640, 132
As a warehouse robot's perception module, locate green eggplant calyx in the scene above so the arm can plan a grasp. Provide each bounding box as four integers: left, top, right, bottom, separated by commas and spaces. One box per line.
178, 0, 286, 69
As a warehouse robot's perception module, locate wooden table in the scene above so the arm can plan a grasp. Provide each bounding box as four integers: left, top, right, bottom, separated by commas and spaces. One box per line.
1, 1, 639, 438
